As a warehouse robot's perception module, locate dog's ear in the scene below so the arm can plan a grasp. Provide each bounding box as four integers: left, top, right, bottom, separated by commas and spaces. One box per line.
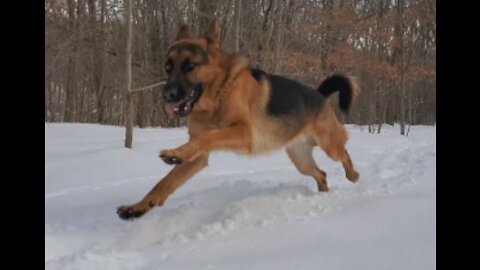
176, 25, 191, 41
205, 19, 220, 48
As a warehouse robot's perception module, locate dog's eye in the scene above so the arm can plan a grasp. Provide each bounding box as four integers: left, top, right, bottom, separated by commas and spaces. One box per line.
182, 61, 196, 72
165, 61, 173, 73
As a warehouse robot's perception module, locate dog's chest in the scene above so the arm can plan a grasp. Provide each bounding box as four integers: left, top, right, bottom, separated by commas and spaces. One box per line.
188, 107, 232, 131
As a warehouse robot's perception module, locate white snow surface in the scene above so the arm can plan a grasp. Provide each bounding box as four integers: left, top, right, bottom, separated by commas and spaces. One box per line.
45, 123, 436, 270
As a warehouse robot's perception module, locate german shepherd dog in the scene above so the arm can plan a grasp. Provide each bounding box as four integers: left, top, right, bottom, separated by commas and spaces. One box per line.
117, 20, 360, 220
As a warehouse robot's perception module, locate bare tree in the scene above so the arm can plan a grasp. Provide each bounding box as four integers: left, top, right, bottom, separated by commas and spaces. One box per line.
397, 0, 406, 135
234, 0, 242, 52
124, 0, 134, 148
272, 0, 284, 73
64, 0, 78, 122
45, 0, 436, 130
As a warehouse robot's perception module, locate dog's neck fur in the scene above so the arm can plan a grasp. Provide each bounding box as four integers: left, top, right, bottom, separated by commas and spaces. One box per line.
214, 53, 249, 103
188, 50, 251, 124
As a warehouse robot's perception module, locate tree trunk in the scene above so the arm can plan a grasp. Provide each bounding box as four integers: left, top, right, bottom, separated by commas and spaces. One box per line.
198, 0, 216, 33
87, 0, 106, 123
272, 0, 284, 73
45, 76, 50, 121
124, 0, 134, 148
398, 0, 406, 135
64, 0, 77, 122
262, 0, 278, 68
320, 0, 333, 73
234, 0, 242, 52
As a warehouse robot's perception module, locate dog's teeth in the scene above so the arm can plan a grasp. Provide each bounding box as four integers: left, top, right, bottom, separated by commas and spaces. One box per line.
174, 107, 179, 112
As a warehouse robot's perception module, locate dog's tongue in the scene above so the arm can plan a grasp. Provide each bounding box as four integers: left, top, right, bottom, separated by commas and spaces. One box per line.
164, 102, 181, 119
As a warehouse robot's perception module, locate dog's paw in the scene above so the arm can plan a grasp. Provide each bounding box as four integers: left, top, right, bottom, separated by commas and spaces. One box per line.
159, 150, 183, 165
316, 176, 329, 192
346, 171, 360, 183
116, 205, 147, 220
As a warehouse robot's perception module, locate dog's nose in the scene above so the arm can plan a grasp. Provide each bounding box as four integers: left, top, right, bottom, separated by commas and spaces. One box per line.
163, 87, 181, 102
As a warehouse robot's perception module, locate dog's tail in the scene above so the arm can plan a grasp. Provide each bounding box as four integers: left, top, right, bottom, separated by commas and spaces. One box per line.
317, 75, 360, 113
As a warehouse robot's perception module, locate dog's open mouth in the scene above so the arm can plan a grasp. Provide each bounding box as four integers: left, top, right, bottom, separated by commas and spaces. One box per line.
164, 85, 202, 119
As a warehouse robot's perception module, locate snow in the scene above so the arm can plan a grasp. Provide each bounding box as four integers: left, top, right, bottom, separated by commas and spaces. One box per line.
45, 123, 436, 270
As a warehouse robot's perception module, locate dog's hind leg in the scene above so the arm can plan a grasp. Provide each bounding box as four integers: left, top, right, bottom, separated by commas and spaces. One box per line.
340, 149, 359, 182
116, 153, 209, 220
286, 138, 329, 192
311, 120, 359, 183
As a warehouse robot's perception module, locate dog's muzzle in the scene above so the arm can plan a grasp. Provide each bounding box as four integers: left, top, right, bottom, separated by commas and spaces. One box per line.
164, 85, 202, 118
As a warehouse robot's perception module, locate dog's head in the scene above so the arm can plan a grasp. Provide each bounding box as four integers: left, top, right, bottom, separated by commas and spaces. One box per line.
162, 20, 223, 119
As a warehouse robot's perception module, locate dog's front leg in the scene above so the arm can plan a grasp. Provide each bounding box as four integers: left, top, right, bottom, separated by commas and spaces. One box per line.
159, 123, 251, 165
117, 153, 209, 220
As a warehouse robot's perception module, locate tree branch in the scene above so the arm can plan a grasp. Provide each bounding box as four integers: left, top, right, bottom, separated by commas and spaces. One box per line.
130, 80, 166, 93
